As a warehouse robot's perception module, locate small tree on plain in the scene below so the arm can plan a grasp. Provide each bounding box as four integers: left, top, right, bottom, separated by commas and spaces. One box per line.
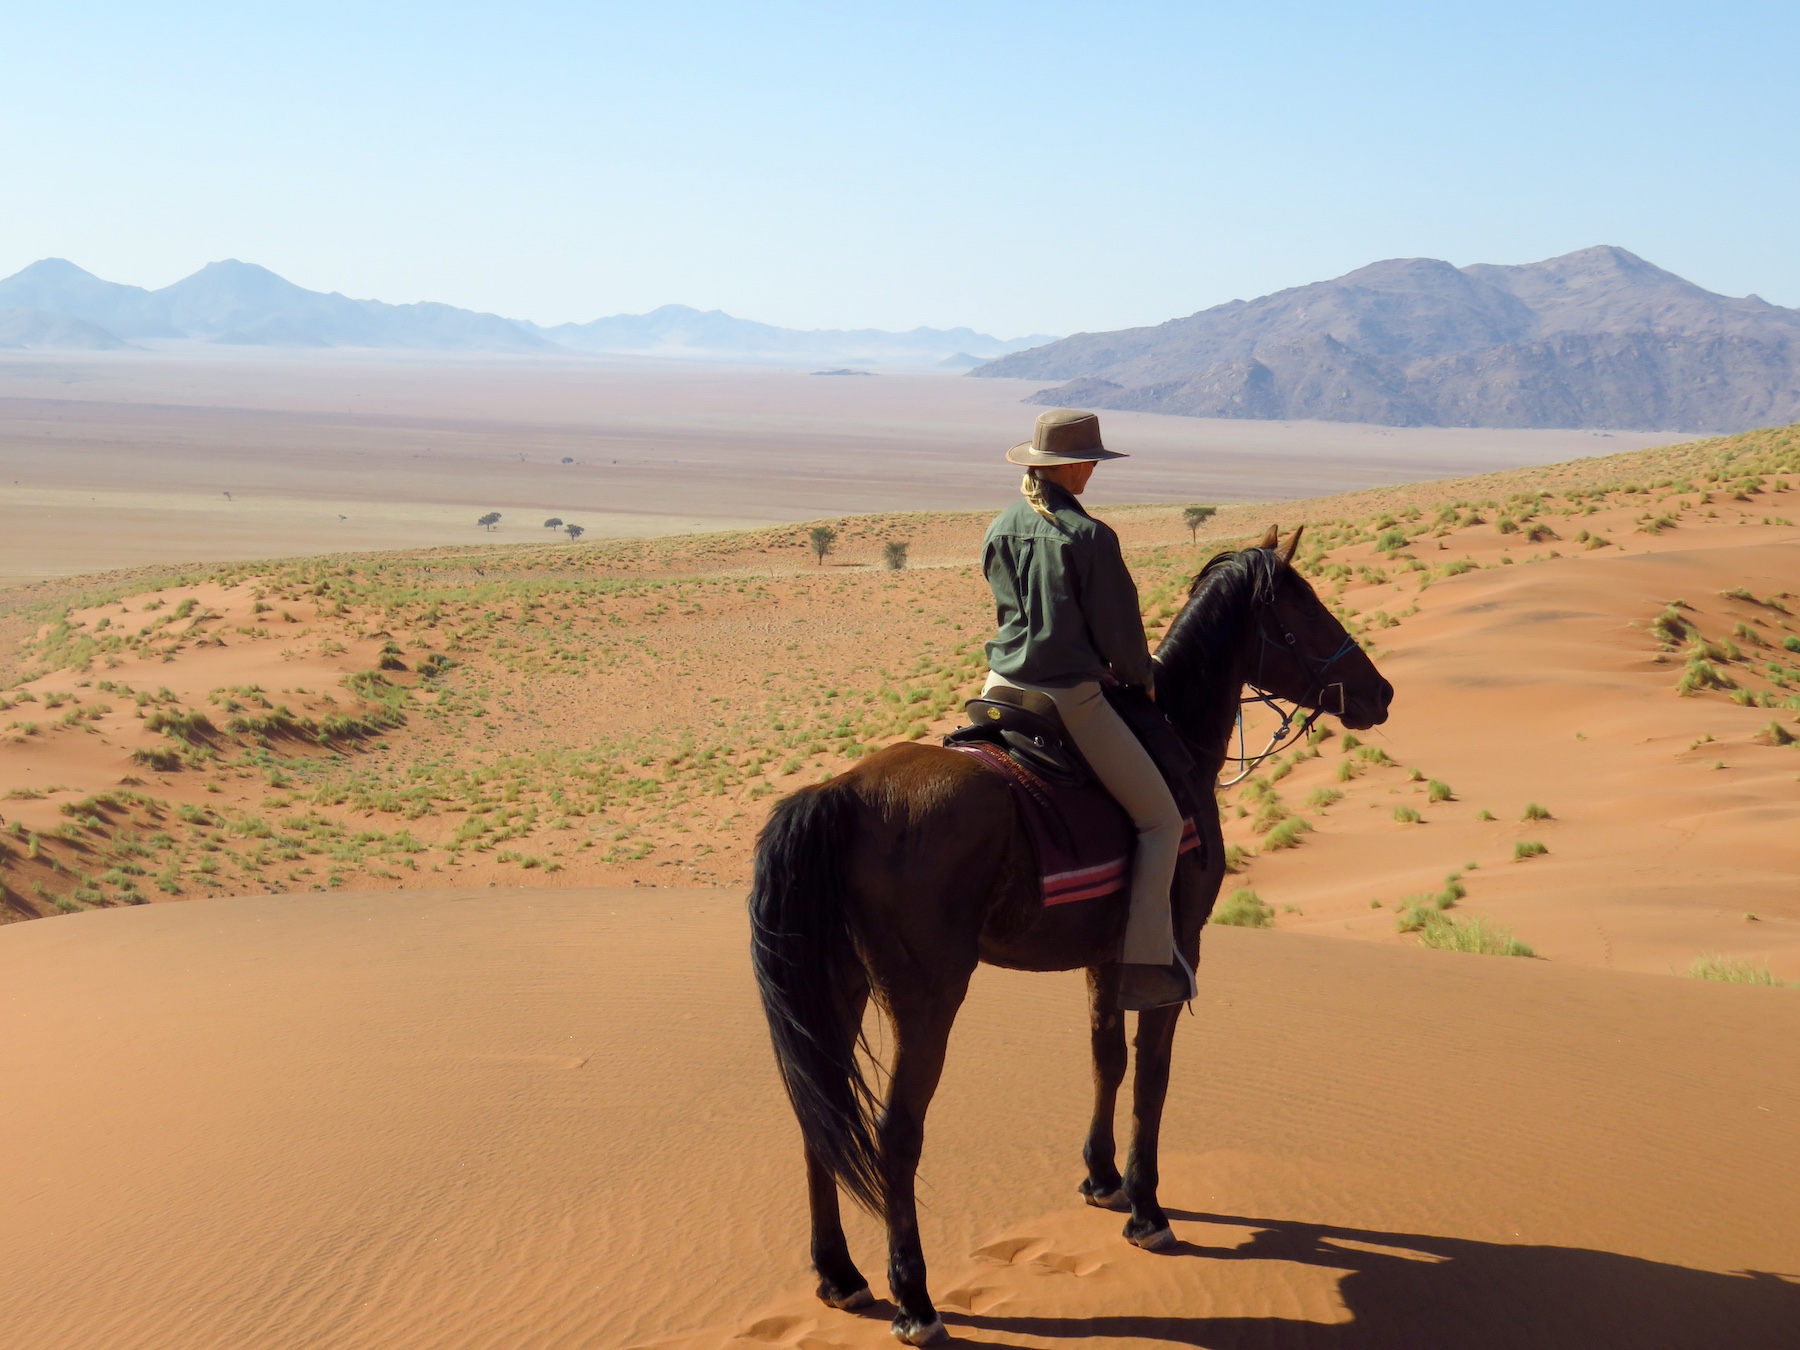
544, 517, 563, 530
565, 523, 585, 541
1183, 504, 1218, 542
478, 511, 501, 531
809, 525, 838, 565
883, 540, 909, 570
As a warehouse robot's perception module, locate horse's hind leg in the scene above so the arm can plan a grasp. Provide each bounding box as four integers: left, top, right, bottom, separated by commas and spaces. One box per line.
879, 987, 967, 1346
808, 981, 873, 1310
1121, 1003, 1182, 1251
1077, 965, 1130, 1212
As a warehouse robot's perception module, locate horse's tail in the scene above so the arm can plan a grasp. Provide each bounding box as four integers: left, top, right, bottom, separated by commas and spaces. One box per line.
747, 782, 885, 1216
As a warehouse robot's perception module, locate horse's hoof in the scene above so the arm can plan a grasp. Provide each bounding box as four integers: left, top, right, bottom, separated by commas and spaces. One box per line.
825, 1284, 874, 1311
1127, 1224, 1178, 1253
891, 1314, 948, 1345
1082, 1185, 1130, 1213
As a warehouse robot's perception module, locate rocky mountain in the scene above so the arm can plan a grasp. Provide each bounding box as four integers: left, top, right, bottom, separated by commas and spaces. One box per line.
534, 304, 1052, 366
0, 259, 1052, 364
972, 247, 1800, 433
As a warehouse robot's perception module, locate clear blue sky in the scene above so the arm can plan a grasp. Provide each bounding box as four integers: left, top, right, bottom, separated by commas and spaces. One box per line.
3, 1, 1795, 335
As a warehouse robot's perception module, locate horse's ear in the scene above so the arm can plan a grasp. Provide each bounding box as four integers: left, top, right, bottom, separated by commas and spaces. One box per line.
1282, 524, 1305, 562
1258, 524, 1279, 550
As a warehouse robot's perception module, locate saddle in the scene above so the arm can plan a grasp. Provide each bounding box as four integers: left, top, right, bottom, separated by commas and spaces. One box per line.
944, 685, 1205, 907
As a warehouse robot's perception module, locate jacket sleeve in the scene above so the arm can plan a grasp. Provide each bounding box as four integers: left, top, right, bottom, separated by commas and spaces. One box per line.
1075, 524, 1153, 687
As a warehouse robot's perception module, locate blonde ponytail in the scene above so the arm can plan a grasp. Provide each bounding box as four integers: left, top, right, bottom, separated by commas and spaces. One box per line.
1021, 469, 1059, 522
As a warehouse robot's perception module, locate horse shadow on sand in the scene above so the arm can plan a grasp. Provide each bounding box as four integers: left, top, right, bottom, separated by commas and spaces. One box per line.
943, 1210, 1800, 1350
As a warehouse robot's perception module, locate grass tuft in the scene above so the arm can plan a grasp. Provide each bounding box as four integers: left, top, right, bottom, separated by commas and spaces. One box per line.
1684, 954, 1789, 986
1262, 816, 1312, 850
1521, 802, 1552, 821
1212, 888, 1274, 928
1412, 911, 1535, 957
1513, 839, 1548, 861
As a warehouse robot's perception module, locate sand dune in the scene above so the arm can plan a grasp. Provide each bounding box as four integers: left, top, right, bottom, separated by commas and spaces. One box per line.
0, 887, 1794, 1348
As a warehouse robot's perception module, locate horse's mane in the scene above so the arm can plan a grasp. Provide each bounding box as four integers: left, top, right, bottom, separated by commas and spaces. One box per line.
1153, 546, 1280, 750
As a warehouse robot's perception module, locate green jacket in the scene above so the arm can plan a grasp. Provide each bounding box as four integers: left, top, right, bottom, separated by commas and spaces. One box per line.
982, 483, 1153, 689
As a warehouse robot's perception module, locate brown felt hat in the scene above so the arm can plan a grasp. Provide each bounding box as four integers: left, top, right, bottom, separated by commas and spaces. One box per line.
1005, 408, 1128, 466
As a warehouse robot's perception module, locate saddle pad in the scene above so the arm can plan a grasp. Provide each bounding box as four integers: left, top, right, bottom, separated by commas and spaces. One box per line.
951, 742, 1201, 906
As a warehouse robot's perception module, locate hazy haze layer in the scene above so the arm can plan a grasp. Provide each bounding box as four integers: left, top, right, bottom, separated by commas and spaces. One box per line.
0, 350, 1686, 582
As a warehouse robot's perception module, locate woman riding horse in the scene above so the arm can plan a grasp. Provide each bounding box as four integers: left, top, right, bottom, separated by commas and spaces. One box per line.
749, 413, 1392, 1344
983, 407, 1193, 1011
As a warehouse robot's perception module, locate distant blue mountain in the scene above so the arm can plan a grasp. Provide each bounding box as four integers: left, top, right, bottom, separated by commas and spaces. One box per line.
0, 259, 1055, 363
534, 303, 1057, 365
0, 258, 553, 352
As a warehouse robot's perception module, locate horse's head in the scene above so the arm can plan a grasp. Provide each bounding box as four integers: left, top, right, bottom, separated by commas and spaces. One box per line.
1158, 526, 1393, 746
1236, 525, 1391, 730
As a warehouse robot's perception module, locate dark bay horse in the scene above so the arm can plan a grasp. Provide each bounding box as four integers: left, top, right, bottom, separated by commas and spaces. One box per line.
748, 528, 1392, 1344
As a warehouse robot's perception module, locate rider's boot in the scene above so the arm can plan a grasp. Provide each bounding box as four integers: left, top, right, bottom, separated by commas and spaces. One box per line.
1115, 951, 1196, 1010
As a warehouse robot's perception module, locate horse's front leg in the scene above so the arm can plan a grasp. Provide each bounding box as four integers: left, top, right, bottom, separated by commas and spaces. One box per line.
1077, 965, 1131, 1211
879, 991, 965, 1346
1120, 1003, 1182, 1251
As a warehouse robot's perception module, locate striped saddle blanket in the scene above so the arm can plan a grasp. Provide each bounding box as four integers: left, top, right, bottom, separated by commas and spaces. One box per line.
950, 740, 1201, 907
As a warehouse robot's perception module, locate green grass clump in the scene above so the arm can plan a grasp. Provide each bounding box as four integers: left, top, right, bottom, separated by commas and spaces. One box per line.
1521, 802, 1552, 821
1676, 657, 1735, 696
1650, 606, 1692, 645
1393, 805, 1422, 824
144, 708, 214, 743
1427, 780, 1453, 803
1476, 808, 1494, 821
1262, 816, 1312, 850
1413, 912, 1535, 957
1212, 888, 1274, 928
1784, 636, 1800, 654
1513, 839, 1548, 861
1305, 787, 1342, 810
1684, 954, 1789, 986
1754, 719, 1796, 747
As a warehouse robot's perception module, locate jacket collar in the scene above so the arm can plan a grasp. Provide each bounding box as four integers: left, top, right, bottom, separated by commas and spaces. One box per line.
1037, 480, 1089, 517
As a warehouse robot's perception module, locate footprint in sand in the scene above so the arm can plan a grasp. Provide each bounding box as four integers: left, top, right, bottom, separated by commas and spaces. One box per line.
736, 1314, 815, 1344
939, 1284, 1012, 1314
972, 1236, 1105, 1278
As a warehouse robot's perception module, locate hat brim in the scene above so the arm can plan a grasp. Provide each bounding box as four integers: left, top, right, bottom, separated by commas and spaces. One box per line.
1005, 441, 1130, 466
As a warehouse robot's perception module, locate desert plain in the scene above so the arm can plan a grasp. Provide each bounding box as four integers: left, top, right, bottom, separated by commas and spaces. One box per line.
1, 359, 1796, 1348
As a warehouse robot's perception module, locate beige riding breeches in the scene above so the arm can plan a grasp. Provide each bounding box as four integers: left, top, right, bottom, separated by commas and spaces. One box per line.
982, 672, 1182, 965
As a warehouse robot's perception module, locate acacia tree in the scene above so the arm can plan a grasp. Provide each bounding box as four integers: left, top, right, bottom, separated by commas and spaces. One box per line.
565, 523, 586, 541
809, 525, 837, 565
883, 540, 909, 570
478, 511, 501, 531
544, 517, 563, 530
1183, 504, 1218, 542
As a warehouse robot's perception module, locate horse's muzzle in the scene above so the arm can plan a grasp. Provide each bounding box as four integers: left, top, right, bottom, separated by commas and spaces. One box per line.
1339, 676, 1394, 731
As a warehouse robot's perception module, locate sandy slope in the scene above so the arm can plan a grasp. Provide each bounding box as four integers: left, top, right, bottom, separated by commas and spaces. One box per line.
0, 887, 1794, 1349
1230, 536, 1800, 977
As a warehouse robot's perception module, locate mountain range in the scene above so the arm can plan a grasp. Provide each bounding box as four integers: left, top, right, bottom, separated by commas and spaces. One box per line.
0, 258, 1049, 366
973, 247, 1800, 433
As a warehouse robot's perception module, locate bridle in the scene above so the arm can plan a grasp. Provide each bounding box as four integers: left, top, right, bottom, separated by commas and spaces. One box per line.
1157, 549, 1362, 788
1218, 609, 1359, 786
